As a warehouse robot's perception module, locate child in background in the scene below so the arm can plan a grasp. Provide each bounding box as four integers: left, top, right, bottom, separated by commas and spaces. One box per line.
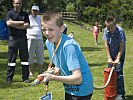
92, 21, 99, 45
68, 32, 74, 38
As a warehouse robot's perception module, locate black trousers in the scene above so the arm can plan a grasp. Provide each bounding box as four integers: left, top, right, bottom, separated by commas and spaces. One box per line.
7, 38, 29, 81
65, 92, 92, 100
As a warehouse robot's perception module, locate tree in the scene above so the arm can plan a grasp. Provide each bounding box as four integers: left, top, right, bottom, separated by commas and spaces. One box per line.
0, 0, 132, 28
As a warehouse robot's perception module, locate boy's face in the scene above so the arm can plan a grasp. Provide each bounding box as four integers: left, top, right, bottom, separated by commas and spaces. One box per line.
106, 23, 116, 33
42, 19, 64, 44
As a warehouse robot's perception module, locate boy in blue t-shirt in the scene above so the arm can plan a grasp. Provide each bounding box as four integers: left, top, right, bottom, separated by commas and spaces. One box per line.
39, 11, 93, 100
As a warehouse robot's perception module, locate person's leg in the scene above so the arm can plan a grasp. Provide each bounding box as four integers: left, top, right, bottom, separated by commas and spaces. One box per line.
6, 40, 18, 84
93, 36, 96, 44
36, 40, 44, 74
28, 39, 35, 76
93, 34, 97, 45
108, 62, 125, 99
19, 39, 29, 82
29, 64, 34, 76
115, 62, 125, 98
96, 35, 98, 45
36, 63, 43, 74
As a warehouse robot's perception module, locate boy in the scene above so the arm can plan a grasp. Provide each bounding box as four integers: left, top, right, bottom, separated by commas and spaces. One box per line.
103, 17, 126, 100
39, 11, 93, 100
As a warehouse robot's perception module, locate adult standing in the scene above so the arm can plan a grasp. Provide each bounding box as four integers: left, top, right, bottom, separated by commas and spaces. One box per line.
27, 5, 44, 77
103, 17, 126, 100
6, 0, 30, 84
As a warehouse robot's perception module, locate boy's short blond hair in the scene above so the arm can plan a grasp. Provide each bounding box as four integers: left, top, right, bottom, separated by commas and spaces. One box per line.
42, 10, 64, 27
105, 17, 116, 26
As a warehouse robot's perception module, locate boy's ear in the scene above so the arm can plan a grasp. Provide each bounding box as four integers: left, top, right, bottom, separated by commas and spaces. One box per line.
60, 24, 65, 33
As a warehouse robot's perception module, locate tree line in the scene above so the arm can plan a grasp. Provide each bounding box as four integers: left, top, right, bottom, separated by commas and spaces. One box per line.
0, 0, 133, 28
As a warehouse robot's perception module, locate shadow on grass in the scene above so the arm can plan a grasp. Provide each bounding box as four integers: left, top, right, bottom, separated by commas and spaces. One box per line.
0, 61, 49, 89
44, 56, 49, 60
0, 63, 7, 80
89, 62, 106, 67
0, 40, 8, 45
0, 80, 32, 89
0, 51, 8, 59
125, 95, 133, 100
81, 46, 102, 52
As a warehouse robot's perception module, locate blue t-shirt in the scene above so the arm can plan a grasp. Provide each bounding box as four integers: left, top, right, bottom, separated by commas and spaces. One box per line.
46, 34, 93, 96
103, 26, 126, 61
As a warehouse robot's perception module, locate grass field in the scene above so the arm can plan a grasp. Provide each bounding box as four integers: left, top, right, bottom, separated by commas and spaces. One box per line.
0, 21, 133, 100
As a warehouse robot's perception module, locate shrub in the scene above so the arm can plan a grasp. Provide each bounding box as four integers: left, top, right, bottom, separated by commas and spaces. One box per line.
66, 2, 75, 12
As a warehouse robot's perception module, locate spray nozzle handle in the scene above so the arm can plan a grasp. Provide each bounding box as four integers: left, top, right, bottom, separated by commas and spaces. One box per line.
37, 76, 44, 81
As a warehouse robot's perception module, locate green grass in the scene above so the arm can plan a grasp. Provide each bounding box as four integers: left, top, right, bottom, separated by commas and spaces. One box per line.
0, 22, 133, 100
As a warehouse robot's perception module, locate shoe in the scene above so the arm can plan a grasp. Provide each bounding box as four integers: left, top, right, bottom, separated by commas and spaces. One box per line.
29, 75, 34, 79
23, 79, 31, 83
122, 96, 125, 100
7, 81, 12, 85
115, 94, 125, 100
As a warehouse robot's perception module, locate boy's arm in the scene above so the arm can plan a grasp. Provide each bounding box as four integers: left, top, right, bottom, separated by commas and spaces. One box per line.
114, 42, 125, 64
104, 41, 113, 63
39, 68, 82, 85
47, 66, 60, 76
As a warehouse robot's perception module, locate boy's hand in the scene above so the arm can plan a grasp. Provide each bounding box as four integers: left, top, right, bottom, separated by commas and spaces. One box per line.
107, 58, 113, 64
113, 59, 120, 64
38, 73, 53, 83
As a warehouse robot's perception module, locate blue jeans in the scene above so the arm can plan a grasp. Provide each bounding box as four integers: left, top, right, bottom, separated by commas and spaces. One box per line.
108, 62, 125, 96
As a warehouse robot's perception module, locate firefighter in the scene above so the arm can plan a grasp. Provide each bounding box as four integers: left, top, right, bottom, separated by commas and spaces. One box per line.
6, 0, 30, 84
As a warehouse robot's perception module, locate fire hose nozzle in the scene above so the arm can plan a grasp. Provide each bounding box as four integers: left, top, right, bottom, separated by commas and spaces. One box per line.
32, 69, 54, 86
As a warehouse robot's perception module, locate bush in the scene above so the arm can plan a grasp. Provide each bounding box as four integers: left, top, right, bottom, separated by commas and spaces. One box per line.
120, 10, 133, 29
66, 3, 75, 12
82, 7, 108, 26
